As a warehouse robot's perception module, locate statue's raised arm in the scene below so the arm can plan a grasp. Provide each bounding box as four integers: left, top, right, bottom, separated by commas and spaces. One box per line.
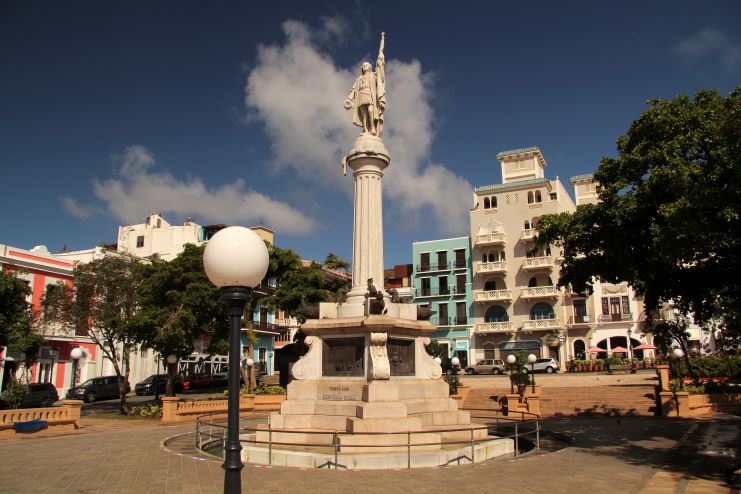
343, 32, 387, 138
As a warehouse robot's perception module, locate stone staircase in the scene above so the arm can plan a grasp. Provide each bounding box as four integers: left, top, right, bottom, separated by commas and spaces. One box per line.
462, 385, 658, 417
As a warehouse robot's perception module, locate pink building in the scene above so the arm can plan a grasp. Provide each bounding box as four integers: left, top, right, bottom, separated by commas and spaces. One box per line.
0, 244, 97, 396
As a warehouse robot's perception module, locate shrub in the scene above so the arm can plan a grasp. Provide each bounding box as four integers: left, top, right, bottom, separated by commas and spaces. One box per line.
254, 384, 285, 395
669, 355, 741, 380
125, 403, 162, 418
3, 382, 26, 408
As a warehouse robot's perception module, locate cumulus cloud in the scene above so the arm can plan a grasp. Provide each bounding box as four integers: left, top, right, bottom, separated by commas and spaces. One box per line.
59, 196, 98, 220
675, 28, 740, 73
245, 20, 472, 236
90, 145, 318, 234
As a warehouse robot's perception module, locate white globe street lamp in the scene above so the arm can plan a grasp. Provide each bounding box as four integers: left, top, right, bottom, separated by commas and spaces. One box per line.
506, 354, 517, 393
70, 347, 83, 388
527, 353, 537, 393
671, 348, 685, 390
203, 227, 269, 494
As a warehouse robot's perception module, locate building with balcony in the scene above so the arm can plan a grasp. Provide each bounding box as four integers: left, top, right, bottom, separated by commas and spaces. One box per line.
412, 237, 473, 367
469, 147, 576, 366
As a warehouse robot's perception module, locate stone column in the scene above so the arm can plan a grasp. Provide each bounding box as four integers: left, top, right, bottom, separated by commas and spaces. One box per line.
338, 135, 390, 317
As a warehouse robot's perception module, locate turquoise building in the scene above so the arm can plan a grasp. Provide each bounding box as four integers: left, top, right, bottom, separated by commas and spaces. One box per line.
412, 237, 473, 367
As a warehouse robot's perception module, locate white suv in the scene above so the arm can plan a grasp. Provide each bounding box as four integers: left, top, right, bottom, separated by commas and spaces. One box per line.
522, 358, 559, 374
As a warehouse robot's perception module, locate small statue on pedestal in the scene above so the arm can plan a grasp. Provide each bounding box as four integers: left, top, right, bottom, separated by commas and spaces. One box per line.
364, 278, 385, 315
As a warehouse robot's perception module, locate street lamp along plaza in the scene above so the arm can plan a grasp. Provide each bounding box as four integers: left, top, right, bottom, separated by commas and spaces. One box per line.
672, 348, 685, 391
527, 353, 537, 393
506, 354, 516, 394
70, 347, 83, 389
203, 226, 269, 494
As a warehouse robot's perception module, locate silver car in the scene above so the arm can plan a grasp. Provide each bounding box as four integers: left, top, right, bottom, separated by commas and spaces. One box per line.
522, 358, 559, 374
465, 359, 506, 375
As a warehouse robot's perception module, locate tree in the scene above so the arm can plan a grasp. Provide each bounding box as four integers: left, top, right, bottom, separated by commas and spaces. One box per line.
0, 270, 45, 383
43, 255, 145, 412
132, 244, 228, 394
323, 252, 350, 273
535, 87, 741, 349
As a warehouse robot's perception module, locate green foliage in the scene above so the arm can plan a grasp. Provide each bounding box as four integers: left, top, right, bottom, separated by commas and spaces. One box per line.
133, 244, 227, 358
323, 252, 350, 273
3, 382, 27, 408
264, 261, 333, 322
124, 403, 162, 418
0, 270, 44, 373
425, 339, 446, 359
535, 87, 741, 348
42, 255, 144, 412
254, 384, 285, 395
669, 355, 741, 380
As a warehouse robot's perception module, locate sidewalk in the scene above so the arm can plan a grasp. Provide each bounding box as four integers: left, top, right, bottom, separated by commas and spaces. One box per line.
0, 415, 736, 493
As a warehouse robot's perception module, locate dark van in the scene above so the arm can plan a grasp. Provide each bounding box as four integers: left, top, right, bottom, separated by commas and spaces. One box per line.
66, 376, 127, 403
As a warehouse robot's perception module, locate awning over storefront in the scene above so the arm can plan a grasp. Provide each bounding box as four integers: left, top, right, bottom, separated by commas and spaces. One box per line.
498, 341, 540, 351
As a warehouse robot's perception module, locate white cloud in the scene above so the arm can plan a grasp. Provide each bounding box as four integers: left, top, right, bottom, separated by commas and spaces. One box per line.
91, 146, 318, 234
675, 28, 740, 73
245, 20, 472, 236
59, 196, 98, 220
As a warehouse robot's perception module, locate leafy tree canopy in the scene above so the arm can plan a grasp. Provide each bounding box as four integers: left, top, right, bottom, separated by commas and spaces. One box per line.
535, 87, 741, 348
323, 252, 350, 273
42, 255, 145, 411
132, 243, 227, 358
0, 270, 44, 378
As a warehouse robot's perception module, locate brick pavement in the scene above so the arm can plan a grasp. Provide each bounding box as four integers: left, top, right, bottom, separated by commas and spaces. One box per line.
0, 415, 737, 494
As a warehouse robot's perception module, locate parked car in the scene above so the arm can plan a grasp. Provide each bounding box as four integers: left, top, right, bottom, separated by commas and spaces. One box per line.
181, 374, 212, 391
0, 382, 59, 409
66, 376, 128, 403
522, 358, 560, 374
465, 359, 506, 375
134, 374, 183, 395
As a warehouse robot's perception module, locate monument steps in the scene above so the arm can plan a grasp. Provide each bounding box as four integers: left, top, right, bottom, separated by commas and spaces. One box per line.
347, 416, 423, 433
416, 410, 471, 427
405, 398, 459, 414
280, 400, 359, 416
461, 386, 657, 417
337, 432, 442, 453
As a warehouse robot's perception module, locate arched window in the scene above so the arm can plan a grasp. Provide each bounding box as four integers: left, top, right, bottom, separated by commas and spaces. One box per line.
530, 302, 555, 320
482, 254, 487, 263
491, 197, 497, 208
527, 191, 534, 204
528, 276, 538, 287
535, 190, 542, 203
546, 276, 553, 286
484, 280, 497, 291
484, 197, 490, 209
524, 220, 531, 229
485, 305, 509, 322
573, 340, 586, 360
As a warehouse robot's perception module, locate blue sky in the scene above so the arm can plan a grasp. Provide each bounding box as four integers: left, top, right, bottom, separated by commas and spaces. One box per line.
1, 1, 739, 266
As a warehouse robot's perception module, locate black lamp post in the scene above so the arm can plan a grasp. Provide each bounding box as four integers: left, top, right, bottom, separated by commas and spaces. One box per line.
166, 354, 177, 397
204, 226, 269, 494
506, 354, 516, 394
70, 347, 83, 390
527, 353, 537, 393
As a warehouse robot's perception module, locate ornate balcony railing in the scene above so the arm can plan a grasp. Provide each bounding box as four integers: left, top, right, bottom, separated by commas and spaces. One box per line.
519, 285, 559, 300
475, 232, 506, 246
522, 318, 562, 330
522, 256, 554, 270
521, 229, 536, 241
416, 262, 451, 273
597, 313, 633, 323
473, 289, 513, 303
474, 261, 507, 275
474, 321, 514, 333
567, 315, 592, 325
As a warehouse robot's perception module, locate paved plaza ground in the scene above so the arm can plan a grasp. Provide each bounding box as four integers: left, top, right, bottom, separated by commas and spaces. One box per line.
0, 411, 737, 494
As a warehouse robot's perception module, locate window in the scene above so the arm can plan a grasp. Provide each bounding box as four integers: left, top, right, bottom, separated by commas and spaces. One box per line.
454, 249, 466, 268
483, 343, 495, 359
550, 192, 557, 200
514, 160, 525, 170
530, 302, 555, 320
491, 197, 497, 208
419, 252, 430, 272
484, 197, 490, 209
535, 190, 542, 203
437, 251, 448, 269
484, 305, 508, 322
136, 236, 144, 248
456, 274, 466, 294
622, 296, 630, 314
573, 299, 587, 323
527, 191, 534, 204
455, 302, 467, 324
484, 280, 497, 291
420, 278, 431, 296
528, 276, 538, 287
573, 340, 586, 360
524, 220, 531, 230
438, 276, 449, 295
438, 303, 449, 325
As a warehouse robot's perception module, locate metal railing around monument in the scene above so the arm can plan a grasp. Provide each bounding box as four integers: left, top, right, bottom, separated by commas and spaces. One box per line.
194, 408, 540, 470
